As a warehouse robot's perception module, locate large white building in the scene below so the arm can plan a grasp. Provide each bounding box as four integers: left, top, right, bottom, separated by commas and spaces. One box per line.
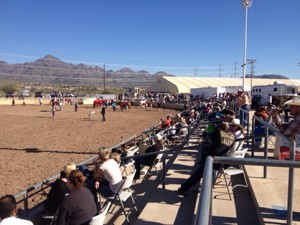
146, 76, 300, 94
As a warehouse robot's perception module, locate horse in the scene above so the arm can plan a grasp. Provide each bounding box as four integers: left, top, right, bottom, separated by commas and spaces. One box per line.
88, 111, 95, 120
93, 99, 103, 108
139, 99, 152, 109
120, 101, 131, 111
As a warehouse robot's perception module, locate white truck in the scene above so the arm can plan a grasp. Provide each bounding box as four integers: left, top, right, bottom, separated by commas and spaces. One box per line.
251, 81, 299, 107
19, 89, 30, 98
191, 87, 226, 101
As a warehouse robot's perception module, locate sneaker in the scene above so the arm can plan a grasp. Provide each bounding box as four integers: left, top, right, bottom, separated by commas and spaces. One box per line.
177, 187, 186, 196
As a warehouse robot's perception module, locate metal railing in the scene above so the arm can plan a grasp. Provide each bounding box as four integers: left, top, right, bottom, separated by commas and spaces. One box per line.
194, 140, 298, 225
11, 114, 201, 218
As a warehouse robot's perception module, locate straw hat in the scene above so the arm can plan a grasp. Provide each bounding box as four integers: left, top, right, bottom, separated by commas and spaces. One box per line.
284, 97, 300, 106
229, 118, 243, 130
153, 133, 163, 141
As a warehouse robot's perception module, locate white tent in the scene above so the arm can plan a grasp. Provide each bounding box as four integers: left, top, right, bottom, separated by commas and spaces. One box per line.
146, 76, 300, 94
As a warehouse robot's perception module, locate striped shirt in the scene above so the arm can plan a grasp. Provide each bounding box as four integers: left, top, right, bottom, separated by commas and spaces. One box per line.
272, 113, 300, 139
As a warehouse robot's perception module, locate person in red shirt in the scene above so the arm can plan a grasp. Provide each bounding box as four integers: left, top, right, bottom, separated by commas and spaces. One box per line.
161, 115, 171, 128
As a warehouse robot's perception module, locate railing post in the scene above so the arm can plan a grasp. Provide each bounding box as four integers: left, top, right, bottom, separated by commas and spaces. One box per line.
194, 156, 213, 225
187, 125, 191, 146
251, 116, 255, 157
162, 156, 166, 190
263, 126, 269, 178
24, 192, 28, 218
287, 139, 295, 225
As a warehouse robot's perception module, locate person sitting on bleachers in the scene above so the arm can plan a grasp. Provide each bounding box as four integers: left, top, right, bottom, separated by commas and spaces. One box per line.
0, 195, 33, 225
166, 120, 177, 140
134, 134, 164, 180
226, 118, 245, 154
55, 170, 97, 225
92, 148, 123, 198
43, 162, 76, 216
178, 122, 235, 196
160, 115, 172, 128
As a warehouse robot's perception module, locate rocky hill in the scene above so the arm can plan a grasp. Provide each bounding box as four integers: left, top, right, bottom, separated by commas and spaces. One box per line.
245, 74, 288, 79
0, 55, 174, 87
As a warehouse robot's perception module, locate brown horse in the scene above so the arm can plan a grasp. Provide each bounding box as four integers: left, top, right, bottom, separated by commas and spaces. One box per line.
120, 101, 131, 111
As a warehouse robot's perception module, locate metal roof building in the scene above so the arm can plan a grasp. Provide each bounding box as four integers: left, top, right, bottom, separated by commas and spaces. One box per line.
147, 76, 300, 94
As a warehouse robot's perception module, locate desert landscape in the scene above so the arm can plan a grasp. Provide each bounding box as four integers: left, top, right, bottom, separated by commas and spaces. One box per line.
0, 100, 177, 196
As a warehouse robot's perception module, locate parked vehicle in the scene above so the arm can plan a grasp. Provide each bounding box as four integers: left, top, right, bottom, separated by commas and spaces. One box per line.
34, 91, 43, 98
19, 90, 30, 98
191, 87, 226, 100
252, 81, 299, 107
5, 92, 15, 98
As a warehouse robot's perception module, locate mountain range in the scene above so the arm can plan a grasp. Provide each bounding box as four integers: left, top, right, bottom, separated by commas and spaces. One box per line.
0, 55, 173, 87
0, 55, 288, 88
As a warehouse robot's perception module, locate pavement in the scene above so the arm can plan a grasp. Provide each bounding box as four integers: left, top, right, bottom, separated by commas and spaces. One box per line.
104, 125, 260, 225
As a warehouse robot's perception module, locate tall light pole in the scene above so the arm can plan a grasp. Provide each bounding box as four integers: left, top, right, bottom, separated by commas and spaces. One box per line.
241, 0, 253, 91
247, 59, 256, 95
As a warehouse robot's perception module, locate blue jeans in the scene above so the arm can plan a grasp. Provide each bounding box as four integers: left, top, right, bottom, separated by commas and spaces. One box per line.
240, 104, 250, 127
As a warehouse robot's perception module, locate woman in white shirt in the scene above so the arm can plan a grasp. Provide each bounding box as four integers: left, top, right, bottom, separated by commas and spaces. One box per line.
93, 148, 122, 198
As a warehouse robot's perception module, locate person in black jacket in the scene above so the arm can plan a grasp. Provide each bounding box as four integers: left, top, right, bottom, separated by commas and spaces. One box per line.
101, 105, 106, 121
134, 134, 163, 180
55, 170, 97, 225
43, 163, 76, 215
178, 122, 234, 196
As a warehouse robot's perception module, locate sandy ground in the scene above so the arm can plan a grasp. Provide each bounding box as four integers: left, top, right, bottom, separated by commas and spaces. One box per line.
0, 102, 176, 196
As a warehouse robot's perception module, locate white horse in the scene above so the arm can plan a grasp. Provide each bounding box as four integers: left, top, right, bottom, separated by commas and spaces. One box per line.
88, 111, 95, 120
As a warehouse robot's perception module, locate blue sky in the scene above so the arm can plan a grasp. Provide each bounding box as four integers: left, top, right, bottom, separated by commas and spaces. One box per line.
0, 0, 299, 78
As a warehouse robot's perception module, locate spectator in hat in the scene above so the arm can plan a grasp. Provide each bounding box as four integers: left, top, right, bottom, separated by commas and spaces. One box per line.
270, 97, 300, 139
134, 133, 164, 180
178, 122, 235, 196
227, 118, 245, 153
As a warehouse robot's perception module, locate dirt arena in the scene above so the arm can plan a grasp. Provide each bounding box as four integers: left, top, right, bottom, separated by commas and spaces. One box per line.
0, 102, 177, 196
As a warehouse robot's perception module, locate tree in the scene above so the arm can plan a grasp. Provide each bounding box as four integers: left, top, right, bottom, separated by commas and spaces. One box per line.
0, 83, 17, 94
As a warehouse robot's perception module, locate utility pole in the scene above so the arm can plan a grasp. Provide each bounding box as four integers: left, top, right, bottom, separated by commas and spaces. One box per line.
218, 64, 223, 77
194, 67, 197, 77
247, 59, 256, 95
103, 63, 106, 91
233, 62, 238, 78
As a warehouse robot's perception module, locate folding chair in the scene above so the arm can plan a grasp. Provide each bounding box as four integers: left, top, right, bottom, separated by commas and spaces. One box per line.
141, 150, 164, 182
89, 201, 111, 225
108, 169, 138, 224
214, 148, 248, 200
121, 149, 137, 175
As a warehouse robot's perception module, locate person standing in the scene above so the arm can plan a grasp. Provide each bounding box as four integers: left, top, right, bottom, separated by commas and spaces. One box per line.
0, 195, 33, 225
112, 101, 116, 111
11, 98, 15, 106
101, 105, 106, 121
74, 102, 78, 112
236, 89, 250, 127
38, 97, 43, 106
50, 98, 56, 118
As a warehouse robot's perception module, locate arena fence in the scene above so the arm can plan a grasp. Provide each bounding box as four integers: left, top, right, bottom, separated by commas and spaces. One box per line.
12, 113, 201, 219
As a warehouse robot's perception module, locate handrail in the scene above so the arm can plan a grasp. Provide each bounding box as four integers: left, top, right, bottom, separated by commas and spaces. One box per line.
195, 106, 297, 225
193, 156, 213, 225
194, 140, 297, 225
